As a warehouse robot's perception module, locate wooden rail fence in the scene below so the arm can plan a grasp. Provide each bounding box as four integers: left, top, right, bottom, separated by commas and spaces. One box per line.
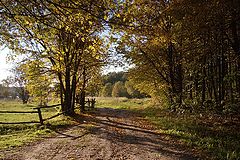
0, 110, 39, 124
0, 98, 96, 125
84, 98, 96, 110
0, 104, 62, 125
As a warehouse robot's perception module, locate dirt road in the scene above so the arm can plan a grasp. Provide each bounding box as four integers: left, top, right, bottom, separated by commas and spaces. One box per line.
1, 108, 200, 160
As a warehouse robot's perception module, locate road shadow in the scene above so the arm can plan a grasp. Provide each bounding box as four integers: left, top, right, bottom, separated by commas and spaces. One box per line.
70, 107, 202, 160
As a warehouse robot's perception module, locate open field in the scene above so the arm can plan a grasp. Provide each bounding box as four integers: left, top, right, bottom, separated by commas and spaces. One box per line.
95, 97, 150, 109
0, 100, 75, 150
0, 100, 62, 123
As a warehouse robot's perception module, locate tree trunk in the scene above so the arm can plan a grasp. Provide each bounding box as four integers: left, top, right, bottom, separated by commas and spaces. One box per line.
71, 74, 77, 114
201, 59, 206, 107
80, 67, 87, 112
80, 90, 85, 112
63, 49, 74, 115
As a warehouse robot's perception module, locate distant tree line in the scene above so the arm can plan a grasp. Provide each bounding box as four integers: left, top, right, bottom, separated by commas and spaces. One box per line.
0, 71, 147, 102
98, 72, 147, 98
0, 84, 17, 99
0, 83, 29, 103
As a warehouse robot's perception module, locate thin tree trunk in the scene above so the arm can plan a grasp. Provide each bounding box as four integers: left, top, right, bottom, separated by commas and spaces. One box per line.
202, 56, 206, 107
80, 67, 87, 112
71, 74, 77, 114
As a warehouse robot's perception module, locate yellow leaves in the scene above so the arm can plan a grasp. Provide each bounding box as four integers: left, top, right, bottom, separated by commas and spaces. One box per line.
150, 36, 167, 45
88, 45, 96, 52
95, 54, 100, 60
89, 21, 93, 25
81, 37, 85, 42
104, 15, 108, 21
51, 65, 60, 72
36, 33, 43, 39
59, 56, 64, 61
116, 13, 121, 18
87, 44, 102, 60
66, 26, 70, 31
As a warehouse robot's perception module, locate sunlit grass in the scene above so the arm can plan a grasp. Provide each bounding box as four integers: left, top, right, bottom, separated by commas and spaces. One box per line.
0, 100, 75, 150
0, 100, 62, 123
143, 109, 240, 160
96, 98, 240, 160
95, 97, 150, 109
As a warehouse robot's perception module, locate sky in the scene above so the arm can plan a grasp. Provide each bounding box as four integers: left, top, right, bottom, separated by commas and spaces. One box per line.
0, 47, 127, 83
102, 65, 126, 75
0, 48, 13, 82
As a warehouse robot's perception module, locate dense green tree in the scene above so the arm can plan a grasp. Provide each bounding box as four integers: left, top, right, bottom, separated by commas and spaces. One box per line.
101, 83, 113, 97
102, 72, 127, 85
112, 81, 128, 97
85, 71, 103, 97
125, 80, 145, 98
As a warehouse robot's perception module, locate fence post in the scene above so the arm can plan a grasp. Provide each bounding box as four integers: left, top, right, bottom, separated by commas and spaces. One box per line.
87, 98, 90, 108
91, 98, 96, 109
37, 108, 44, 125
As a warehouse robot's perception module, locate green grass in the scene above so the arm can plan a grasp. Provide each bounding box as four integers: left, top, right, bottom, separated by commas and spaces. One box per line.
96, 97, 240, 160
141, 107, 240, 160
0, 100, 75, 150
0, 101, 37, 123
95, 97, 150, 109
0, 100, 62, 123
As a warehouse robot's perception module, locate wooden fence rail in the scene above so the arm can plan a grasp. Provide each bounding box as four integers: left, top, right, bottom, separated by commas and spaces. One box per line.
0, 110, 39, 124
0, 121, 40, 124
0, 104, 62, 125
85, 98, 96, 110
0, 111, 38, 114
33, 104, 62, 125
76, 98, 96, 110
0, 98, 96, 125
35, 104, 62, 109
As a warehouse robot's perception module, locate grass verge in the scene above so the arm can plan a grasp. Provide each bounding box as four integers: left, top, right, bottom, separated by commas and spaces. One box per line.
96, 97, 240, 160
140, 107, 240, 160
